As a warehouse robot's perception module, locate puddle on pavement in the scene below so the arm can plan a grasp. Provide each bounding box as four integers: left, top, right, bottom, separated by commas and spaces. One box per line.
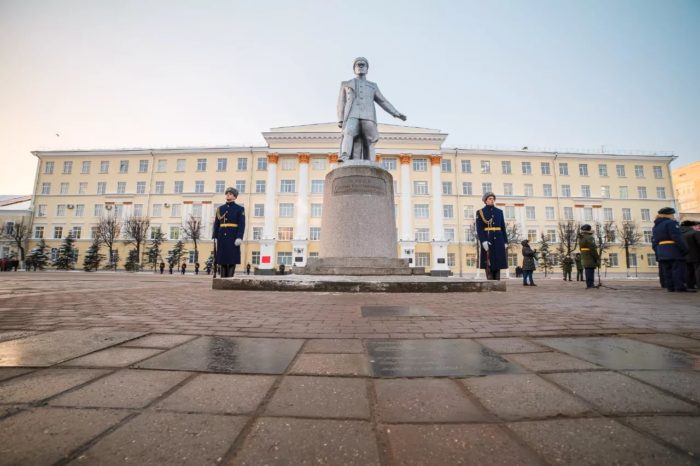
361, 306, 434, 317
0, 330, 145, 367
367, 339, 524, 377
135, 336, 304, 374
535, 337, 697, 370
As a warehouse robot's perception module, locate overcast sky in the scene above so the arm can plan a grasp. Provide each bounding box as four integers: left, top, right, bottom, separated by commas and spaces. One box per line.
1, 0, 698, 195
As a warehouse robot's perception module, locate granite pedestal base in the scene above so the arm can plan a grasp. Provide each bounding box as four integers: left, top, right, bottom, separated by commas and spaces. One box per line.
295, 257, 425, 276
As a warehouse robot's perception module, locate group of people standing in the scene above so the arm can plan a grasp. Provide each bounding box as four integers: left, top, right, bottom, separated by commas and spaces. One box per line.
652, 207, 699, 293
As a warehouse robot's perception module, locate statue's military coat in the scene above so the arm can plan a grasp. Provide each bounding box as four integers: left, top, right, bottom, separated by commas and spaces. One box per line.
475, 205, 508, 271
337, 78, 401, 124
212, 201, 245, 265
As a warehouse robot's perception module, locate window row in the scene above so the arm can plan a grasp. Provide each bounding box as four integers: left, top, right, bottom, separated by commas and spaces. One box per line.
457, 182, 667, 199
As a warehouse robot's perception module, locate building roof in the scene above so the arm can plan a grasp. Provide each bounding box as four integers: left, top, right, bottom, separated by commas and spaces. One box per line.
0, 196, 31, 209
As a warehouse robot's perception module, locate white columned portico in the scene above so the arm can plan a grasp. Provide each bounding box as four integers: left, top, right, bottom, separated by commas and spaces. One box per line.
259, 153, 278, 272
398, 155, 416, 266
292, 153, 310, 267
429, 155, 449, 275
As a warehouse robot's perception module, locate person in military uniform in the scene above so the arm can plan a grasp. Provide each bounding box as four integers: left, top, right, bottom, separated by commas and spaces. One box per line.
212, 187, 245, 277
562, 255, 574, 281
574, 253, 583, 281
579, 224, 599, 289
652, 207, 692, 292
476, 192, 508, 280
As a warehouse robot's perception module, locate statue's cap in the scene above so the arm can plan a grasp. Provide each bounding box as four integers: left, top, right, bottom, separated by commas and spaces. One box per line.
353, 57, 369, 69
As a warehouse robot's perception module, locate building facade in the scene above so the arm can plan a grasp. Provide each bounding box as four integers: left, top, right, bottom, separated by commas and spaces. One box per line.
0, 196, 32, 261
672, 161, 700, 217
28, 123, 676, 274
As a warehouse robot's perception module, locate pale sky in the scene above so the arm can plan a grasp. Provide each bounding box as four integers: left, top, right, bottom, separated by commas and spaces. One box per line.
1, 0, 699, 195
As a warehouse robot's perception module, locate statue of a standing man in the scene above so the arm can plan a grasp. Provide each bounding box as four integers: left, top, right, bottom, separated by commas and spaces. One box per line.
337, 57, 407, 163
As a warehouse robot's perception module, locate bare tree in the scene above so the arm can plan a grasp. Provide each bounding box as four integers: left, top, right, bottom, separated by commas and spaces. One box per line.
505, 222, 522, 249
97, 214, 121, 271
557, 220, 580, 258
123, 215, 151, 267
182, 215, 203, 264
593, 221, 617, 265
1, 218, 29, 262
618, 221, 642, 272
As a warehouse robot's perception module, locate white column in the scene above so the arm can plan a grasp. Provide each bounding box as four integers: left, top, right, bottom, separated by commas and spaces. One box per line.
292, 153, 310, 267
259, 153, 278, 272
398, 155, 415, 267
429, 155, 449, 274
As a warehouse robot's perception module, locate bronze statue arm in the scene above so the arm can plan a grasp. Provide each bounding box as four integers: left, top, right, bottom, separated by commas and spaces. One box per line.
374, 87, 406, 121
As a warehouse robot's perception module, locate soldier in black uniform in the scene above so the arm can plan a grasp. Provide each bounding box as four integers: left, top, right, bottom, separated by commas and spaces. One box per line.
212, 187, 246, 277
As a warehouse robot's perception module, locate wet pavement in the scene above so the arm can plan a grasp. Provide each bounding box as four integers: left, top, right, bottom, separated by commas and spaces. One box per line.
0, 272, 699, 465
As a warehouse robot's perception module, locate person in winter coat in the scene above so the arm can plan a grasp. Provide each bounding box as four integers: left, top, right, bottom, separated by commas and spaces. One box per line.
680, 220, 700, 290
574, 253, 583, 281
520, 239, 537, 286
561, 255, 574, 281
652, 208, 692, 292
579, 224, 599, 289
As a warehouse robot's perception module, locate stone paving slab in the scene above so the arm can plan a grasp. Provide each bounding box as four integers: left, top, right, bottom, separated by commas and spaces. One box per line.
0, 330, 38, 343
265, 376, 370, 419
0, 368, 32, 382
72, 411, 247, 465
233, 417, 380, 466
120, 334, 198, 349
154, 373, 275, 415
544, 371, 699, 414
0, 368, 110, 403
624, 416, 700, 457
507, 418, 695, 465
622, 370, 700, 403
476, 337, 551, 354
289, 354, 370, 376
0, 407, 130, 466
302, 339, 365, 353
462, 374, 595, 420
621, 333, 700, 351
61, 347, 164, 367
385, 424, 543, 465
505, 352, 602, 372
374, 378, 491, 423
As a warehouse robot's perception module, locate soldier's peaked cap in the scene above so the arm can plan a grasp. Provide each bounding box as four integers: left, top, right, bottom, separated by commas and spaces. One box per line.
225, 187, 238, 196
657, 207, 675, 215
353, 57, 369, 69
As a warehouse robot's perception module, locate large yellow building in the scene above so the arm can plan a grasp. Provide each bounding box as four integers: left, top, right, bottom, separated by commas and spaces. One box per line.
28, 123, 677, 274
672, 160, 700, 216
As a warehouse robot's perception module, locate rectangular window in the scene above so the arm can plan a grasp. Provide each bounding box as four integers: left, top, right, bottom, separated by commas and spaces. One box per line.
79, 182, 87, 194
136, 181, 146, 194
545, 229, 557, 242
117, 182, 126, 194
521, 162, 532, 175
579, 164, 589, 176
628, 253, 637, 267
413, 181, 428, 195
527, 229, 538, 243
540, 162, 551, 175
280, 180, 296, 193
616, 164, 626, 177
63, 161, 73, 174
603, 208, 613, 221
462, 182, 473, 195
619, 186, 628, 199
444, 228, 455, 242
53, 226, 63, 239
480, 160, 491, 174
235, 180, 245, 193
545, 206, 555, 220
176, 159, 186, 172
191, 204, 202, 218
641, 209, 651, 221
279, 203, 294, 217
601, 186, 610, 198
634, 165, 644, 178
215, 181, 225, 193
81, 161, 90, 174
501, 161, 511, 174
653, 166, 663, 179
464, 205, 474, 220
44, 161, 54, 174
609, 253, 619, 267
415, 252, 430, 267
309, 227, 321, 241
543, 184, 552, 197
34, 226, 44, 239
60, 182, 69, 194
119, 160, 129, 173
413, 159, 428, 171
257, 157, 267, 171
94, 204, 103, 217
251, 251, 261, 265
526, 206, 536, 220
196, 158, 207, 172
41, 182, 51, 195
442, 182, 453, 195
217, 158, 227, 172
170, 226, 180, 240
311, 180, 324, 194
171, 204, 181, 217
277, 251, 293, 265
174, 181, 184, 193
524, 184, 534, 197
598, 164, 608, 177
75, 204, 85, 217
312, 158, 327, 170
414, 204, 429, 218
114, 205, 123, 217
254, 204, 265, 217
252, 227, 262, 240
441, 159, 452, 172
311, 204, 322, 217
152, 204, 162, 217
503, 183, 513, 196
415, 228, 430, 242
643, 230, 653, 243
637, 186, 647, 199
155, 181, 165, 194
443, 205, 454, 218
133, 204, 144, 217
448, 252, 456, 267
581, 185, 591, 197
38, 205, 47, 217
559, 163, 569, 176
505, 206, 515, 220
237, 158, 248, 171
465, 253, 477, 267
255, 180, 266, 193
561, 184, 571, 197
99, 161, 109, 174
156, 159, 167, 172
584, 207, 593, 221
277, 227, 293, 241
656, 187, 666, 199
461, 160, 472, 173
138, 160, 149, 173
280, 158, 295, 170
381, 158, 397, 170
647, 253, 657, 266
564, 207, 573, 220
481, 182, 492, 194
622, 208, 632, 221
464, 226, 475, 242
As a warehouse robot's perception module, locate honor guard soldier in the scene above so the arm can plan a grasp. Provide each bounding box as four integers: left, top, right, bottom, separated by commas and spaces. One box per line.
652, 207, 692, 292
476, 192, 508, 280
212, 187, 245, 277
579, 224, 599, 289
